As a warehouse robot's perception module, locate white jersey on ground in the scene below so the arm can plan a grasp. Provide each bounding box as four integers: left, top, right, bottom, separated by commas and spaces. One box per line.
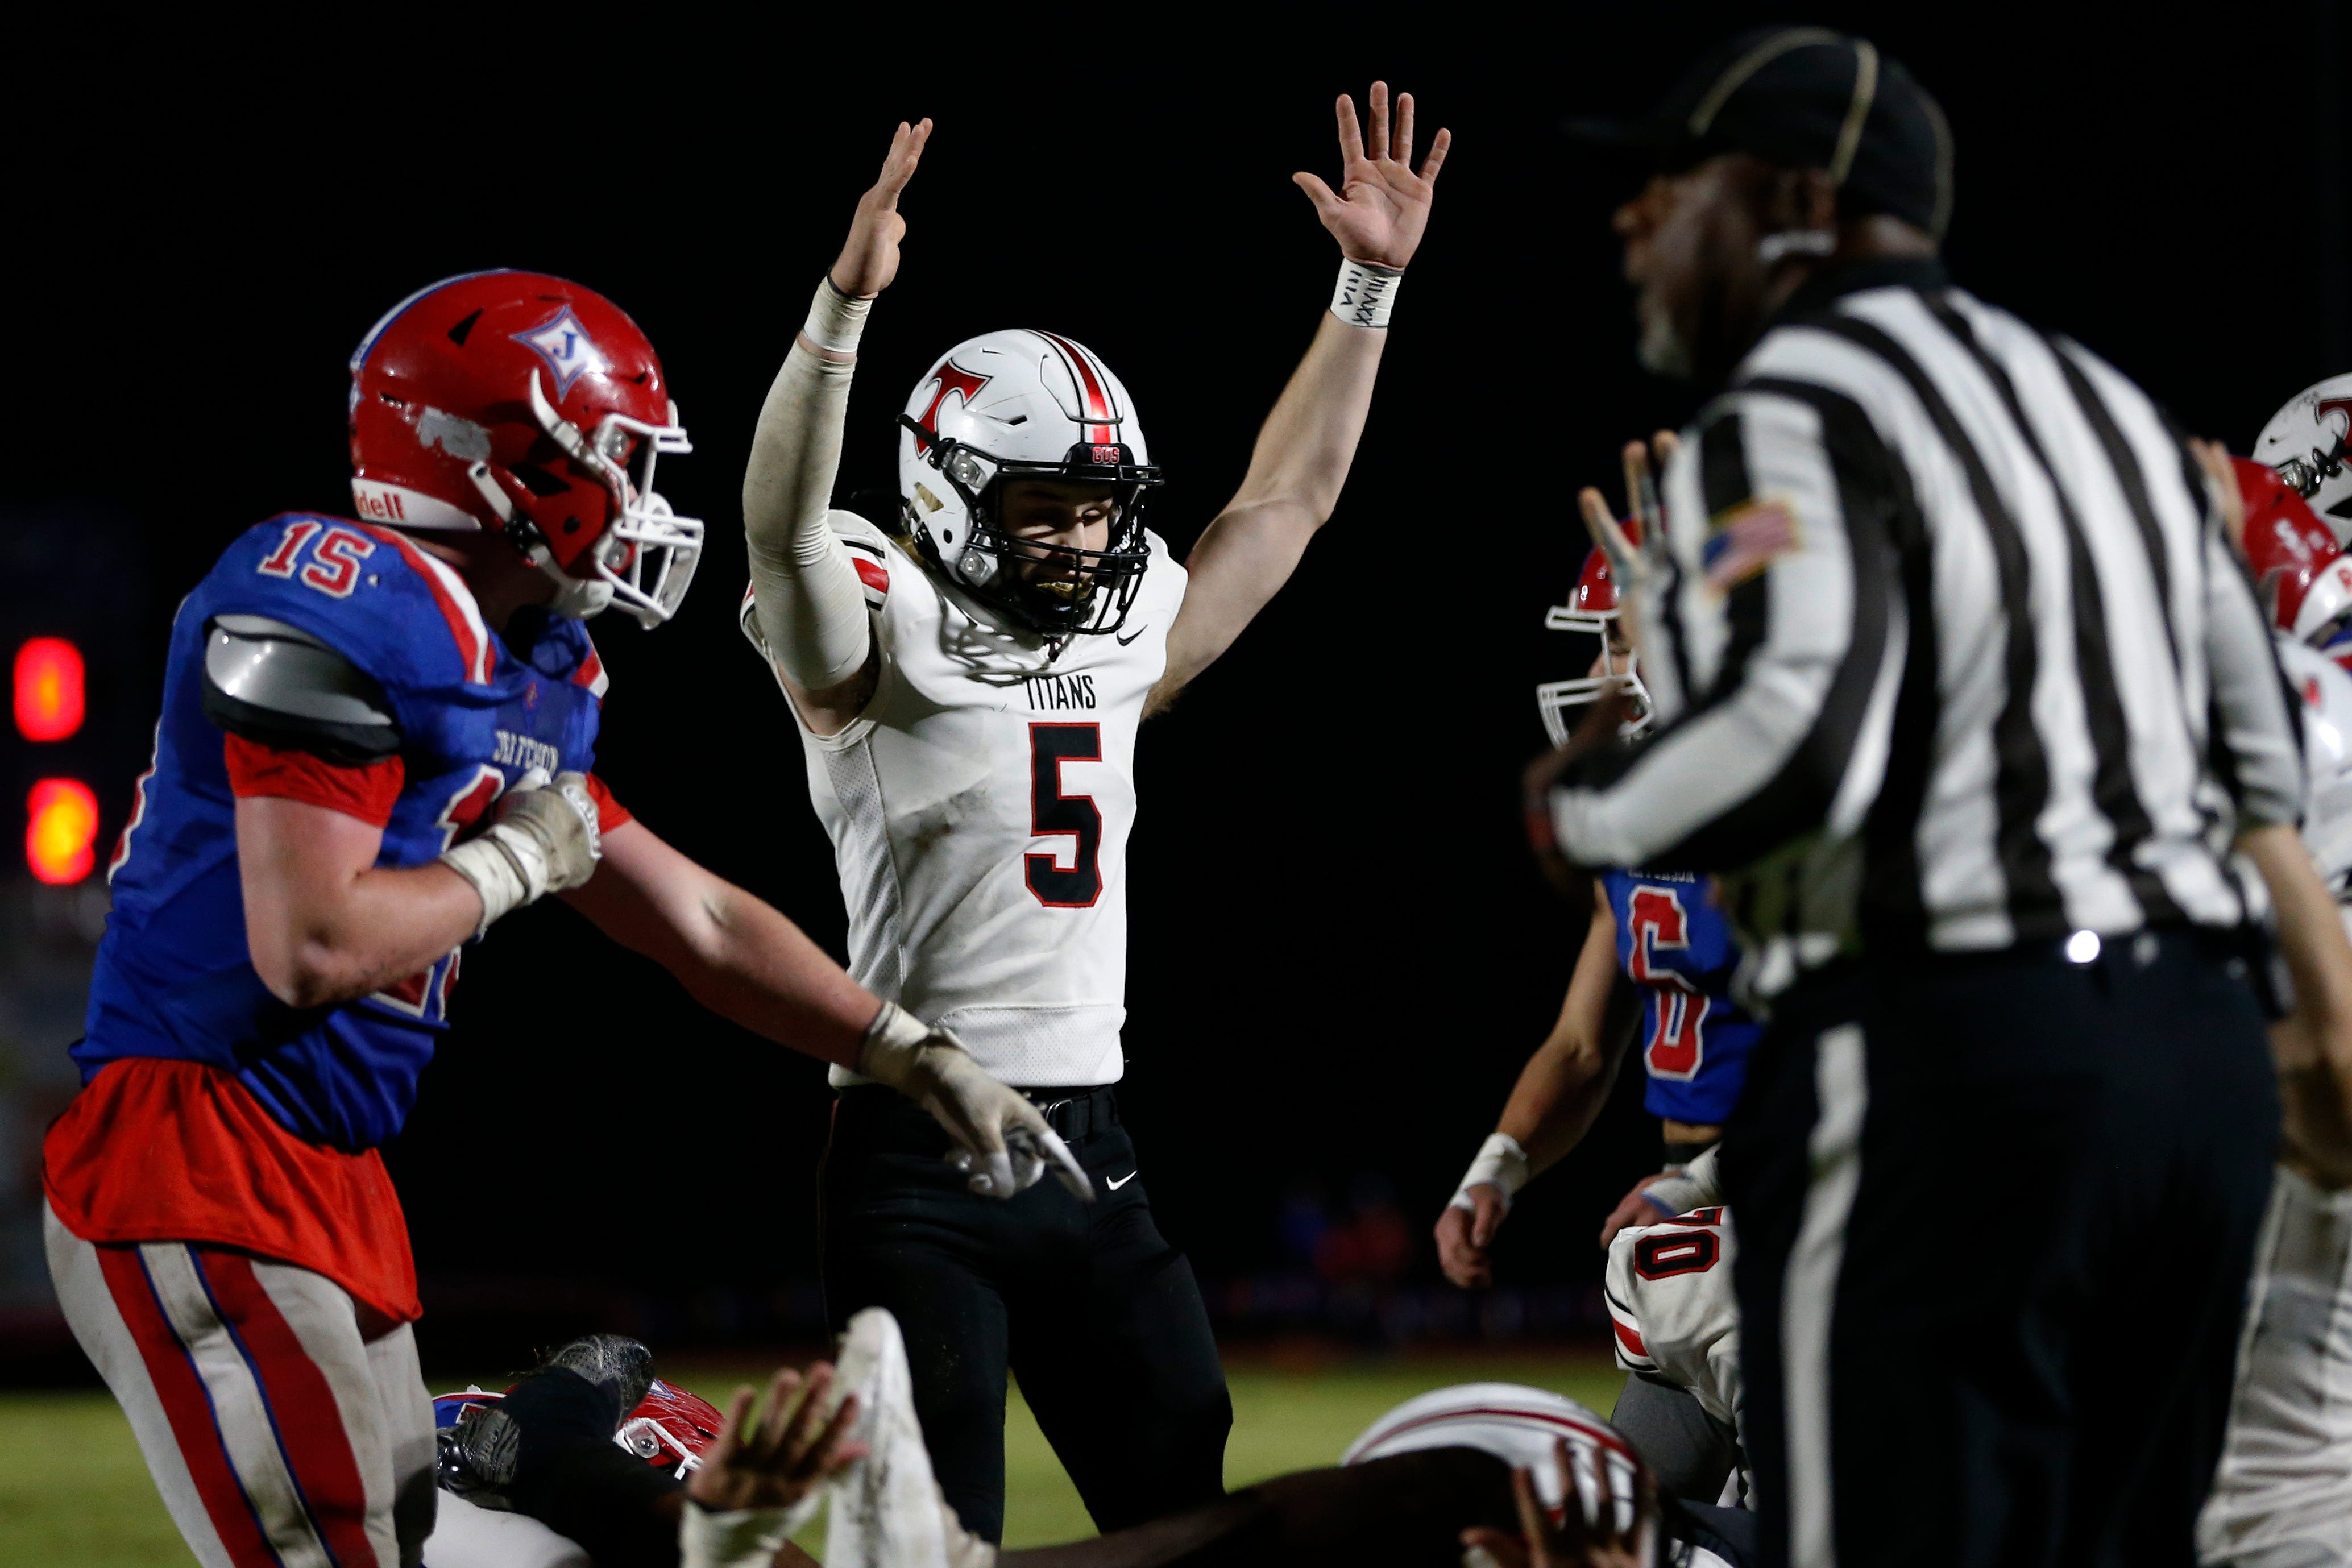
1606, 1208, 1743, 1435
2279, 636, 2352, 899
1343, 1383, 1729, 1568
744, 513, 1188, 1087
2200, 1167, 2352, 1567
422, 1491, 589, 1568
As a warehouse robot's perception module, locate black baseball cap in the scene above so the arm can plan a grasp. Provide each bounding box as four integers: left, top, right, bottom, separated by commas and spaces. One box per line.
1569, 26, 1954, 240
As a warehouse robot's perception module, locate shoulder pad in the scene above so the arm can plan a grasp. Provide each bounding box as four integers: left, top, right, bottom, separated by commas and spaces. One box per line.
202, 614, 400, 764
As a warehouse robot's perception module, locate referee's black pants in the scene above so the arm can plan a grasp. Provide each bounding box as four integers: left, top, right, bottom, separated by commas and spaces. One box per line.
820, 1084, 1232, 1544
1720, 930, 2278, 1568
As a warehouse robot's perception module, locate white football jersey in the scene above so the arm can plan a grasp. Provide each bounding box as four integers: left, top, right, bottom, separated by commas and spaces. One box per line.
2279, 635, 2352, 901
2199, 1167, 2352, 1567
1606, 1207, 1741, 1433
744, 513, 1188, 1087
422, 1492, 589, 1568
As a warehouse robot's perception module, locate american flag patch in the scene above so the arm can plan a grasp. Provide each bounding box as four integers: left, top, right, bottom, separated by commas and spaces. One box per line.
1702, 498, 1799, 592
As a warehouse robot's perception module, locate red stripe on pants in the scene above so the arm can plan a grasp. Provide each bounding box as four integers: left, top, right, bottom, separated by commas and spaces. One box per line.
194, 1249, 378, 1567
94, 1245, 283, 1568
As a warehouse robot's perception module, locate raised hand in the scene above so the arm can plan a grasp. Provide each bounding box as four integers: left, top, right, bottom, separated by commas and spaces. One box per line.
1293, 82, 1449, 271
830, 118, 932, 300
685, 1363, 865, 1515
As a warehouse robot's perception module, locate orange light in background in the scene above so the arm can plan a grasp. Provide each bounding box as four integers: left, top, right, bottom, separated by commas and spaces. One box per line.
27, 778, 99, 885
15, 638, 86, 742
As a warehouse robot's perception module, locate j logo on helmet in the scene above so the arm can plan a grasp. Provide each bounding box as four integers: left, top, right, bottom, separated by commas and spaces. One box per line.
512, 306, 606, 399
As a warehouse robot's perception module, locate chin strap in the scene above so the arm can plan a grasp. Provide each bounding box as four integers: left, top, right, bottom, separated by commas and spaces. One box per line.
465, 461, 616, 621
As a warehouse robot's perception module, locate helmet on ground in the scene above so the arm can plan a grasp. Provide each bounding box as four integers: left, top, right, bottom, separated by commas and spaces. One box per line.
349, 271, 703, 628
1537, 522, 1652, 745
2236, 455, 2352, 656
432, 1376, 727, 1480
896, 330, 1160, 638
2253, 374, 2352, 545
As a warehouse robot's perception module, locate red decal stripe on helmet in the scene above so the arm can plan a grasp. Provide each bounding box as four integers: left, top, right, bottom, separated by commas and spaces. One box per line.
1034, 331, 1117, 446
352, 524, 495, 683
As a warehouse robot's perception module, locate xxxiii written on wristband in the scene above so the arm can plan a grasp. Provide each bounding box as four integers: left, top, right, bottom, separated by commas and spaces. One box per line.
1330, 258, 1403, 329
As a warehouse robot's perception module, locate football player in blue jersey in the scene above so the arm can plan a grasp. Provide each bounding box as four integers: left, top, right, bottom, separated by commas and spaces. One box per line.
41, 271, 1080, 1568
1438, 439, 1761, 1294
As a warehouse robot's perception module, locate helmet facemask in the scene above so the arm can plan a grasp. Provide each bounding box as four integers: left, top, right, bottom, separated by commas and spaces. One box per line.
1537, 610, 1654, 745
899, 416, 1157, 637
517, 372, 703, 628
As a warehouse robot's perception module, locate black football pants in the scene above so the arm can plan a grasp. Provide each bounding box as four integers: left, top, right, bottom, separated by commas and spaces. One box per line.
1721, 930, 2279, 1568
820, 1085, 1233, 1544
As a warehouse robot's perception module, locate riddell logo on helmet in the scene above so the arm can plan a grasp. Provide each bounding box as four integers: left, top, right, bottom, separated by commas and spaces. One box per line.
354, 485, 408, 523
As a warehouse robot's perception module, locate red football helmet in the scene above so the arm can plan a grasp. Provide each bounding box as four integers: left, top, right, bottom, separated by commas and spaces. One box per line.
613, 1378, 728, 1478
1537, 520, 1652, 744
2237, 455, 2352, 656
432, 1376, 727, 1480
348, 271, 702, 628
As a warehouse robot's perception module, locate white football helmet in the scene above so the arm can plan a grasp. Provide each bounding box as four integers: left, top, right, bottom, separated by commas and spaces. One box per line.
2255, 374, 2352, 545
1537, 538, 1653, 746
2279, 635, 2352, 898
897, 330, 1162, 637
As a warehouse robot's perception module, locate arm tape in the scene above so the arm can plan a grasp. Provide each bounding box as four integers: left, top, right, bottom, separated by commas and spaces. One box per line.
1640, 1143, 1723, 1217
1448, 1133, 1530, 1214
742, 279, 877, 692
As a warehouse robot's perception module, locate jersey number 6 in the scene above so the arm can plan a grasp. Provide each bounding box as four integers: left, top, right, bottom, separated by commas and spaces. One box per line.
1027, 723, 1103, 909
1627, 886, 1710, 1080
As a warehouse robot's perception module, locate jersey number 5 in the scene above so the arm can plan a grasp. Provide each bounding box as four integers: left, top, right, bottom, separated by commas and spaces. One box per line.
1027, 723, 1102, 909
1627, 886, 1709, 1080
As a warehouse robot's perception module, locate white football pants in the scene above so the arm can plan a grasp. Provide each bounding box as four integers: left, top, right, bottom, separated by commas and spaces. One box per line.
45, 1201, 437, 1568
2200, 1167, 2352, 1567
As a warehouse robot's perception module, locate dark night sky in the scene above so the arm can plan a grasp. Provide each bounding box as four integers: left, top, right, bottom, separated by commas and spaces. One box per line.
7, 7, 2346, 1349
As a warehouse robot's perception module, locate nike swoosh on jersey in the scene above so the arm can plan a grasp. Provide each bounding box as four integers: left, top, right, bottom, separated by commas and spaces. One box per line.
1114, 623, 1151, 646
1107, 1171, 1138, 1189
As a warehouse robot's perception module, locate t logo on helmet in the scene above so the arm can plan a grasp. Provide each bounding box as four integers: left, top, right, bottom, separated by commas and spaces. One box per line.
913, 362, 992, 451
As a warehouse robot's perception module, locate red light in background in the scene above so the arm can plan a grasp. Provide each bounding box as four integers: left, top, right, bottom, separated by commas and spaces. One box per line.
15, 638, 86, 742
27, 778, 99, 885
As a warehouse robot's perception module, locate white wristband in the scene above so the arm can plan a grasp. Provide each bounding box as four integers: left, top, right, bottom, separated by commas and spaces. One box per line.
1640, 1143, 1723, 1219
800, 276, 873, 360
679, 1498, 815, 1568
1449, 1133, 1530, 1216
440, 829, 540, 939
1329, 257, 1403, 329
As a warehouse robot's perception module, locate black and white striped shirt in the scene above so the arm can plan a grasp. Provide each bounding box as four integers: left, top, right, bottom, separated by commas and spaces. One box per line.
1550, 259, 2303, 982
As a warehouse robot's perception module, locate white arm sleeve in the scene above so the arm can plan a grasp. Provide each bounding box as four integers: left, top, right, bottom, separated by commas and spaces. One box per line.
741, 277, 877, 692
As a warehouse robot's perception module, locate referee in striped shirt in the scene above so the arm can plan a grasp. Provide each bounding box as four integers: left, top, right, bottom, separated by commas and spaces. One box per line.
1544, 27, 2352, 1567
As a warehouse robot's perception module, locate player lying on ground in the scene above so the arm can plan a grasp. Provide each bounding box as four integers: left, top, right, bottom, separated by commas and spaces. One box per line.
1439, 438, 1764, 1313
421, 1314, 1751, 1568
2196, 430, 2352, 1568
42, 271, 1078, 1568
734, 91, 1446, 1542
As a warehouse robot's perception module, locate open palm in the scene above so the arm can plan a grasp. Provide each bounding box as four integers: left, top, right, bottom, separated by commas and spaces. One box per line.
1293, 82, 1450, 271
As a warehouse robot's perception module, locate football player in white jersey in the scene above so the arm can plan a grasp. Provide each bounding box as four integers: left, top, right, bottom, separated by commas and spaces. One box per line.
735, 91, 1447, 1544
1604, 1200, 1748, 1514
2198, 438, 2352, 1568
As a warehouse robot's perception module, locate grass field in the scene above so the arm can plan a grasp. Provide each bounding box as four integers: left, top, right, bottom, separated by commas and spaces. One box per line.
0, 1350, 1623, 1565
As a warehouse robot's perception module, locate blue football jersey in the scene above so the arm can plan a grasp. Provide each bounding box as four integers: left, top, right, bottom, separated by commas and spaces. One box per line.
1600, 868, 1760, 1126
79, 515, 612, 1152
